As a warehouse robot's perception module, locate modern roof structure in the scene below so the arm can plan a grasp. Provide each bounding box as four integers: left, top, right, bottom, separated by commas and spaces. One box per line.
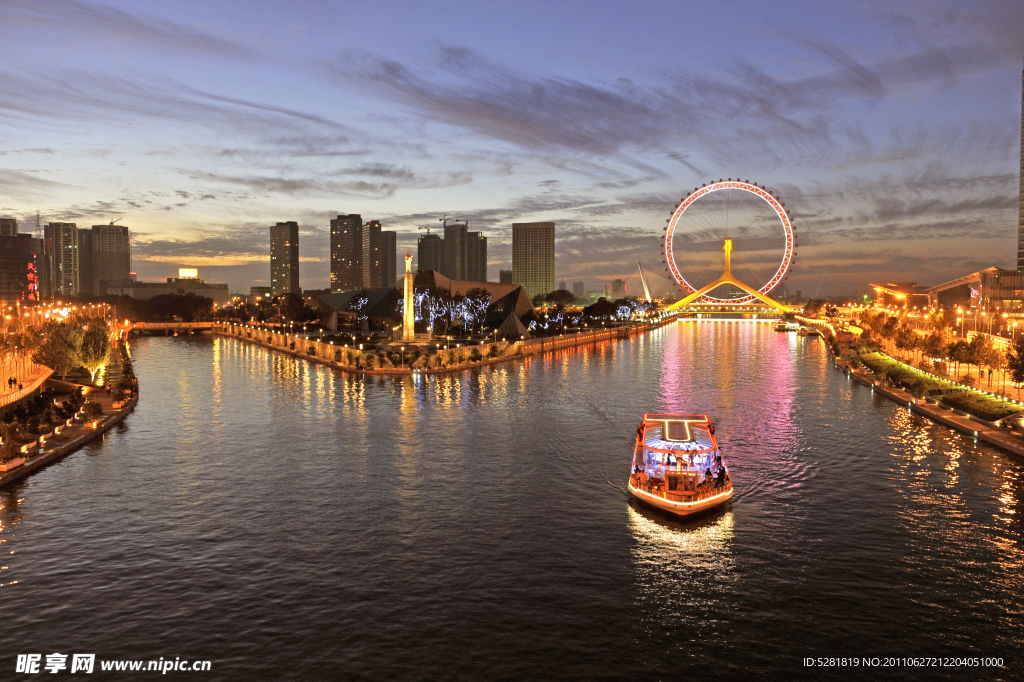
414, 270, 535, 323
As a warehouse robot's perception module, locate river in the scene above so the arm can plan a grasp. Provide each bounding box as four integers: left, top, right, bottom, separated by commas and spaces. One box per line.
0, 321, 1020, 680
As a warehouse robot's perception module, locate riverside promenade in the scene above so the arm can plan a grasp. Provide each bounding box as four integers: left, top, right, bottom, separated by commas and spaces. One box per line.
834, 352, 1024, 460
0, 347, 138, 488
214, 315, 680, 376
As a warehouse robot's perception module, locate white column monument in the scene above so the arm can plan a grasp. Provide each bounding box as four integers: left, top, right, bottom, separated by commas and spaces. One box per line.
403, 251, 415, 342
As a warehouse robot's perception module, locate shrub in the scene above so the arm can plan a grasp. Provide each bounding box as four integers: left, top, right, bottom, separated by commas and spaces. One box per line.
959, 375, 976, 388
307, 346, 316, 356
289, 341, 296, 350
471, 349, 482, 362
487, 346, 498, 359
84, 402, 103, 419
334, 349, 342, 362
111, 387, 126, 402
942, 391, 1022, 421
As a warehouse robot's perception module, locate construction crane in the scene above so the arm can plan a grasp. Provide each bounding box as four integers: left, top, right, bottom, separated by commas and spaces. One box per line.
109, 217, 122, 226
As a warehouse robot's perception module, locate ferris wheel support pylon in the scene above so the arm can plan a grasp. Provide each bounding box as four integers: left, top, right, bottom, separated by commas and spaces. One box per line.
666, 239, 788, 312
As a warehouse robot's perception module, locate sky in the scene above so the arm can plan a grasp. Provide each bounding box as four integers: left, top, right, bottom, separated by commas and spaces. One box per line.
1, 0, 1022, 297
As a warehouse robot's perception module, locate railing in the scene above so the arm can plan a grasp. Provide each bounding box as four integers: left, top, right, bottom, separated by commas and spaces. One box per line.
0, 369, 54, 409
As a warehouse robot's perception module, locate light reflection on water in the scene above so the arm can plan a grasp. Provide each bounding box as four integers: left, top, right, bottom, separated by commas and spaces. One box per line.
0, 324, 1019, 680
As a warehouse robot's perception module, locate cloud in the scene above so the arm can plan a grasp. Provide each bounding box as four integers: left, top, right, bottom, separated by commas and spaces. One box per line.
187, 167, 470, 198
0, 168, 70, 196
330, 41, 1012, 172
0, 0, 252, 58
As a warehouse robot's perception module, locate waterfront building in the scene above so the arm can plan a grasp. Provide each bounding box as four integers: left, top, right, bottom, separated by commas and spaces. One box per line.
512, 221, 555, 299
466, 231, 487, 282
105, 268, 230, 306
415, 270, 535, 328
573, 281, 585, 298
0, 234, 45, 302
442, 220, 469, 280
418, 232, 442, 273
381, 230, 397, 289
330, 214, 362, 293
0, 218, 17, 236
44, 222, 79, 296
270, 221, 300, 296
1018, 60, 1024, 273
499, 269, 513, 284
87, 224, 131, 296
870, 281, 931, 309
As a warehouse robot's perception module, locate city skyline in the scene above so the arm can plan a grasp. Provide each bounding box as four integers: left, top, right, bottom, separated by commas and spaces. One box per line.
0, 1, 1023, 295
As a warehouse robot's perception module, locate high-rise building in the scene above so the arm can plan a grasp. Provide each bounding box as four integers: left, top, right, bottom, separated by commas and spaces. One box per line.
78, 229, 92, 296
442, 220, 468, 280
363, 220, 382, 288
0, 218, 17, 237
0, 234, 44, 302
610, 279, 626, 297
418, 232, 443, 272
573, 281, 585, 298
499, 269, 513, 284
512, 222, 555, 299
558, 280, 567, 290
330, 214, 362, 293
270, 221, 300, 296
466, 231, 487, 282
89, 224, 131, 296
1019, 60, 1024, 273
381, 230, 397, 289
44, 222, 79, 296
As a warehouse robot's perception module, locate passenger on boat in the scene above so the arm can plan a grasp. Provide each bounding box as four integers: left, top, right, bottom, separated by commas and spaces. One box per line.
716, 468, 726, 487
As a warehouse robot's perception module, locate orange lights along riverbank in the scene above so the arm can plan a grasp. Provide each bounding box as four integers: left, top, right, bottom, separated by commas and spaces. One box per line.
213, 316, 679, 376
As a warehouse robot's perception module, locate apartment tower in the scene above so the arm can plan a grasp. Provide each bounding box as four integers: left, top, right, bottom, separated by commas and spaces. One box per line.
330, 214, 362, 292
44, 222, 79, 296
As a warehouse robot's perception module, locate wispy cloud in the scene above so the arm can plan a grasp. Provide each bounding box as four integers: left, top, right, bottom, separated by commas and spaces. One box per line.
0, 0, 252, 58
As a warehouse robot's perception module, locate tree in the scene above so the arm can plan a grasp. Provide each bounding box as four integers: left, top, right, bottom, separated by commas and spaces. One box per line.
803, 299, 824, 317
546, 289, 576, 305
1006, 336, 1024, 400
32, 320, 83, 381
79, 319, 111, 382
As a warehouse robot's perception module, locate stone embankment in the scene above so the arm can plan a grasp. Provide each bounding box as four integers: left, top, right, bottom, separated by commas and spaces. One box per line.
214, 316, 679, 376
0, 389, 138, 488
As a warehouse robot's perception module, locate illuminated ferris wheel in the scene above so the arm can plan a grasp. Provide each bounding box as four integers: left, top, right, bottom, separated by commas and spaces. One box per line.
663, 179, 796, 306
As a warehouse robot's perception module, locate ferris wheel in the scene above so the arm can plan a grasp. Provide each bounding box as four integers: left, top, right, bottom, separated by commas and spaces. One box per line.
663, 179, 796, 305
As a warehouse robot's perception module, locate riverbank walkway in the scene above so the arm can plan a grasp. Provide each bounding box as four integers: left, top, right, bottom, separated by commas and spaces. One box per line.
841, 359, 1024, 460
0, 347, 137, 488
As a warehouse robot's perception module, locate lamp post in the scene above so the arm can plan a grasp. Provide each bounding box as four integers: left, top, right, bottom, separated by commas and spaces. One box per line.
400, 346, 405, 370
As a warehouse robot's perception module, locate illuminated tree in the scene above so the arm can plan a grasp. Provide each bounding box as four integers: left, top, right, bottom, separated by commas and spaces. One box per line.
80, 319, 111, 382
32, 320, 83, 381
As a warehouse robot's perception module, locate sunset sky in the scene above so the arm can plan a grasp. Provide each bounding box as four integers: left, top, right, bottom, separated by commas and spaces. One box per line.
1, 0, 1023, 296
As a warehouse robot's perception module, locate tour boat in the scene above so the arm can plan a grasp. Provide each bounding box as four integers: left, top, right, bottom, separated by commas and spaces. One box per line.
773, 321, 789, 331
797, 326, 821, 338
628, 414, 733, 517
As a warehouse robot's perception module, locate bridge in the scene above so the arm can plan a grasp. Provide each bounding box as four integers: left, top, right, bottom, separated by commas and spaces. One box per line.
131, 321, 214, 334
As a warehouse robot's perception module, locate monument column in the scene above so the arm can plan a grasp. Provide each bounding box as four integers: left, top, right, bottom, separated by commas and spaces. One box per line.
403, 251, 415, 341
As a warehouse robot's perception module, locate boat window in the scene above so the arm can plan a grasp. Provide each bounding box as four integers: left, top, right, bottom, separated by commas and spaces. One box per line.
665, 421, 695, 442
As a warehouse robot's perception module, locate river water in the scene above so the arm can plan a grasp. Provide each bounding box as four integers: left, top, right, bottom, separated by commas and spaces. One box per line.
0, 321, 1021, 680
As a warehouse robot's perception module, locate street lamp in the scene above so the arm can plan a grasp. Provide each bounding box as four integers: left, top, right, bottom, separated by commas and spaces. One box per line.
400, 346, 405, 369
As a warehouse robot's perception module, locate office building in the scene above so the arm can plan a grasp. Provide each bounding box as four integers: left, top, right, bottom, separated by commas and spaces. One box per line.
270, 221, 300, 296
44, 222, 79, 296
418, 232, 443, 272
0, 234, 45, 302
330, 214, 362, 293
88, 224, 131, 296
512, 222, 555, 299
442, 220, 468, 280
466, 231, 487, 282
363, 220, 382, 288
499, 269, 513, 284
0, 218, 17, 237
381, 230, 397, 289
558, 280, 567, 291
610, 279, 626, 297
573, 281, 585, 298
